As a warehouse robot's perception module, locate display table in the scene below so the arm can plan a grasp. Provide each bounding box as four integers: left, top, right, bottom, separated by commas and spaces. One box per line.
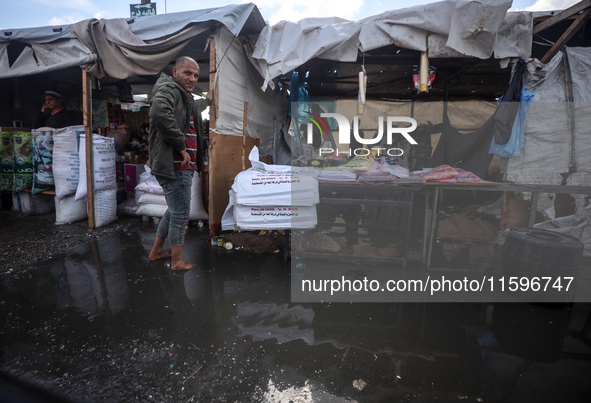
294, 180, 591, 269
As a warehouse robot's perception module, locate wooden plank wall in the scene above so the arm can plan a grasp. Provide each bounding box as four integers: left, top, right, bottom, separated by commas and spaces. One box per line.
208, 133, 259, 237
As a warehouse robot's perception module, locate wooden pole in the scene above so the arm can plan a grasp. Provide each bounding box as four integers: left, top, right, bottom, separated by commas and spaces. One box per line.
540, 7, 591, 64
82, 69, 95, 229
208, 37, 217, 239
242, 102, 248, 171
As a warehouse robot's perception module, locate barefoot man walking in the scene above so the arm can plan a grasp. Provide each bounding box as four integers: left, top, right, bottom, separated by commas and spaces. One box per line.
147, 56, 211, 270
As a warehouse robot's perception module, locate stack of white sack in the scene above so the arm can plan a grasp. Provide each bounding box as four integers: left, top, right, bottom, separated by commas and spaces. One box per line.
222, 147, 319, 231
52, 126, 88, 225
75, 133, 118, 228
126, 165, 208, 221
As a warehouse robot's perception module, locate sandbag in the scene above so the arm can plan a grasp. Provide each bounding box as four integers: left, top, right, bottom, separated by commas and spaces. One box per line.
32, 129, 55, 195
53, 125, 85, 200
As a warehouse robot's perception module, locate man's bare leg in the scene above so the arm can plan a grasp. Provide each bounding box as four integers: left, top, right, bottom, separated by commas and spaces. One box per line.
149, 235, 171, 260
170, 245, 195, 270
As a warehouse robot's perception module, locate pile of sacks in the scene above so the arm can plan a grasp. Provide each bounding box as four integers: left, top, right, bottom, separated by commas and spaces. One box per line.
222, 147, 319, 231
119, 165, 208, 222
52, 126, 118, 227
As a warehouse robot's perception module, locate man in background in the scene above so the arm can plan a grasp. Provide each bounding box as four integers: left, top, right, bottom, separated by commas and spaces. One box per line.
32, 90, 78, 129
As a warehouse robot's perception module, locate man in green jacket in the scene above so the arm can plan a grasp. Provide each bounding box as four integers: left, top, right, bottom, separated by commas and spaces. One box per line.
147, 56, 211, 270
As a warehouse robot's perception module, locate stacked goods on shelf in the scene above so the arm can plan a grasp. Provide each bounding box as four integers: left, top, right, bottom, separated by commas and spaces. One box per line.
12, 131, 34, 193
32, 128, 55, 195
0, 132, 13, 191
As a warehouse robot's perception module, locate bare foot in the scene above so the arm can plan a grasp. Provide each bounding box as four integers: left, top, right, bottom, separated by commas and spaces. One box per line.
149, 250, 172, 260
170, 261, 196, 271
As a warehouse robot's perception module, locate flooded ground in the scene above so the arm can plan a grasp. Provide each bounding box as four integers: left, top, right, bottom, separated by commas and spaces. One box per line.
1, 220, 591, 402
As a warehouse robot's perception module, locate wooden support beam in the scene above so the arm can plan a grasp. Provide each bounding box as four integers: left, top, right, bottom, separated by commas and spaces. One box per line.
540, 7, 591, 64
82, 69, 95, 230
208, 37, 217, 239
242, 102, 248, 171
533, 0, 591, 34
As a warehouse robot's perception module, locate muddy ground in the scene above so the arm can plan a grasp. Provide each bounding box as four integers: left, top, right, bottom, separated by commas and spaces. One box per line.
0, 210, 286, 275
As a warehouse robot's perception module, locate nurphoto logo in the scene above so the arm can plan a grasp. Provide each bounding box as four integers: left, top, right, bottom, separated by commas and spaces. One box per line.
304, 112, 418, 157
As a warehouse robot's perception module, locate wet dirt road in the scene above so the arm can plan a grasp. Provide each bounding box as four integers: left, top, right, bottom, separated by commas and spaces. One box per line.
1, 221, 591, 402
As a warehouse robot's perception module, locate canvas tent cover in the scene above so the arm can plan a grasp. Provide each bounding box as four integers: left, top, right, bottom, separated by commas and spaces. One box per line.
250, 0, 533, 90
0, 3, 265, 79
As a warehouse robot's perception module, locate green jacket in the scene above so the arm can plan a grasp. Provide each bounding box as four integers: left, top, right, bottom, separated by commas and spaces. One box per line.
147, 73, 210, 179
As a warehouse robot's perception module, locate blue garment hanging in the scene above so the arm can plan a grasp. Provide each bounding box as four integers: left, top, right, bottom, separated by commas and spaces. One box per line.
489, 85, 535, 158
287, 71, 311, 154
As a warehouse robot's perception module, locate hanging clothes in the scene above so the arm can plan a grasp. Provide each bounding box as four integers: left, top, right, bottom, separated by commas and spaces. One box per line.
489, 85, 535, 158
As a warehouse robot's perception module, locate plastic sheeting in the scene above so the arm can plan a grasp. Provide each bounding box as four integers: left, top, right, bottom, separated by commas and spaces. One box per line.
0, 39, 97, 79
213, 27, 288, 156
502, 48, 591, 185
0, 3, 265, 80
251, 0, 531, 90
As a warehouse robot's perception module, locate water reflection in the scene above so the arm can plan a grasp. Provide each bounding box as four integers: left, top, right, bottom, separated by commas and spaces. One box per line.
54, 236, 128, 316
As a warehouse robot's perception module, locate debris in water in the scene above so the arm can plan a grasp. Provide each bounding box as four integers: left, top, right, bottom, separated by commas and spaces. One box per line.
353, 378, 367, 391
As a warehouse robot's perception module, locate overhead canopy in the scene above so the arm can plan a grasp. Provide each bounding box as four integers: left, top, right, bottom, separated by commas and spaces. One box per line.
251, 0, 533, 90
0, 3, 266, 79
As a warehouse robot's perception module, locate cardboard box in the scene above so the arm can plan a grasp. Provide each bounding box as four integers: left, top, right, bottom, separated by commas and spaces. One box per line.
124, 163, 144, 193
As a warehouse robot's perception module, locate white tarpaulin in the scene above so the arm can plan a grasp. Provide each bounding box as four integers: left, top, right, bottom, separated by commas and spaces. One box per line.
502, 48, 591, 185
252, 0, 532, 90
0, 3, 265, 79
213, 27, 288, 155
0, 39, 97, 79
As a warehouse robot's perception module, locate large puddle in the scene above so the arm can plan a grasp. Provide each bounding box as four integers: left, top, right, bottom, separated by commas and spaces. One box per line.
1, 222, 591, 402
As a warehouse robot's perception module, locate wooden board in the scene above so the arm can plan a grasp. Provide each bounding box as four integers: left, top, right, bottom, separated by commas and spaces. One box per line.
208, 133, 259, 237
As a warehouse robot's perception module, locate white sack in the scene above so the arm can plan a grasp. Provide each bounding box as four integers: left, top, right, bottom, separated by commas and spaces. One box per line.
135, 165, 164, 195
189, 172, 208, 220
232, 169, 319, 207
234, 205, 317, 231
52, 125, 85, 200
137, 192, 167, 205
94, 188, 117, 228
55, 194, 87, 225
75, 134, 117, 201
136, 203, 168, 218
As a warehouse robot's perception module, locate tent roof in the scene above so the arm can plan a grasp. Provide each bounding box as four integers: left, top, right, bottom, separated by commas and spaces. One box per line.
251, 1, 591, 100
0, 3, 265, 79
